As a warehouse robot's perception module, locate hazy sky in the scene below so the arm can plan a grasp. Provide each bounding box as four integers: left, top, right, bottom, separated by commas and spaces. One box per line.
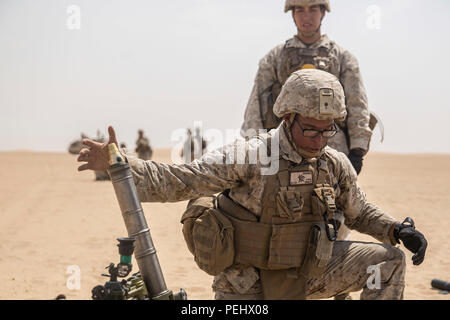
1, 0, 450, 153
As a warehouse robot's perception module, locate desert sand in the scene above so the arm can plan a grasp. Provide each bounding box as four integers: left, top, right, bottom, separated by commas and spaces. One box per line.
0, 150, 448, 300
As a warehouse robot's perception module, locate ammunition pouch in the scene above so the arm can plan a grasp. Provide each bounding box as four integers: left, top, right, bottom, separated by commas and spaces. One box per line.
299, 223, 334, 278
180, 197, 234, 276
181, 189, 335, 279
216, 193, 331, 272
259, 223, 334, 300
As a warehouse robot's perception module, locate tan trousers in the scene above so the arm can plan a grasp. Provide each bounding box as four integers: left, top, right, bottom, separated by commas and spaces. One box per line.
214, 241, 406, 300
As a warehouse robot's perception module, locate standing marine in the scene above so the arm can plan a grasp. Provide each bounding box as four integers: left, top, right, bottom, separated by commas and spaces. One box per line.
242, 0, 372, 175
135, 129, 153, 161
77, 69, 427, 300
242, 2, 375, 284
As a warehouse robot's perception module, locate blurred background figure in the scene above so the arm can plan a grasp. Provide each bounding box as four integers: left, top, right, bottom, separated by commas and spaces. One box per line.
135, 129, 153, 160
194, 126, 207, 159
180, 127, 208, 164
68, 133, 89, 155
181, 129, 194, 163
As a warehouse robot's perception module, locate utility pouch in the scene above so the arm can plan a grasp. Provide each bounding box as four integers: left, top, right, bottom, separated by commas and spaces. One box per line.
276, 187, 305, 222
181, 197, 215, 255
181, 197, 235, 276
262, 83, 283, 130
299, 223, 334, 279
312, 185, 339, 241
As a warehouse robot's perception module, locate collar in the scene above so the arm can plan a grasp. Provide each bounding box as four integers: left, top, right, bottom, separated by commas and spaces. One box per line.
285, 34, 333, 50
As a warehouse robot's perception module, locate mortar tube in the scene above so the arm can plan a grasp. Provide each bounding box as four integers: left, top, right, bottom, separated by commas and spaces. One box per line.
107, 145, 171, 299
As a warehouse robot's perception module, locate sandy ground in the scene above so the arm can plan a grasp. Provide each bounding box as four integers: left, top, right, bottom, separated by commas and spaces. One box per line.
0, 150, 448, 300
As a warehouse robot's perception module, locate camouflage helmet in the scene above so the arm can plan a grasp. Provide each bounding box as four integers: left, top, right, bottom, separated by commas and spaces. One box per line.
273, 69, 346, 121
285, 0, 331, 13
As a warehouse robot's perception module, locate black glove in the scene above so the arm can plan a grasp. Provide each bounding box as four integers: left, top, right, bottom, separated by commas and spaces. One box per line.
347, 149, 364, 175
394, 218, 428, 266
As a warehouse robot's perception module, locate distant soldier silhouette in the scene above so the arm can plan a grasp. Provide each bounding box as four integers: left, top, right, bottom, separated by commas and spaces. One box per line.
194, 126, 208, 156
181, 128, 207, 163
135, 129, 153, 160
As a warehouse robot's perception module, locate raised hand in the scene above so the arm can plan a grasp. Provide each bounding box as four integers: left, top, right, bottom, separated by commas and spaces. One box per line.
77, 126, 119, 172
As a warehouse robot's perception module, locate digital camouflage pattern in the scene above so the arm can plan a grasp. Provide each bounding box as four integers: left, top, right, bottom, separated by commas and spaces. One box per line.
123, 120, 403, 299
284, 0, 331, 12
241, 35, 372, 154
214, 241, 406, 300
273, 69, 346, 121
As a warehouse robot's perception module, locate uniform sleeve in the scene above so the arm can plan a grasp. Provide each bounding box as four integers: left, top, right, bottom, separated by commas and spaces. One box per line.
124, 144, 253, 203
333, 152, 398, 245
339, 50, 372, 153
241, 47, 281, 137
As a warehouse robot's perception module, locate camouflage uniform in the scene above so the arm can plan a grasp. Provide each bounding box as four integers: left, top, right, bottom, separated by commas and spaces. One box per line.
214, 240, 405, 300
122, 70, 404, 300
242, 34, 373, 243
124, 124, 404, 300
241, 34, 372, 155
135, 136, 153, 161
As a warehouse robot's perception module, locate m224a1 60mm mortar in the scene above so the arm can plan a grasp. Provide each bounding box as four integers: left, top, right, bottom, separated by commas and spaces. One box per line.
90, 143, 187, 300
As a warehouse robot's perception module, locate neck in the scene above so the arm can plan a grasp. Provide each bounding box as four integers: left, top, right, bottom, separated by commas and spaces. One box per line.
296, 30, 322, 45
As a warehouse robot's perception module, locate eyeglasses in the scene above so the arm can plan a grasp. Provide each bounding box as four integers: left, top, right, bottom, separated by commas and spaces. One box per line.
295, 119, 338, 138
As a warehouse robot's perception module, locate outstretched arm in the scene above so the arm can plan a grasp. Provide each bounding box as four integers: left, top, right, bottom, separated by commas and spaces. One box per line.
125, 154, 244, 203
78, 126, 249, 203
332, 150, 398, 244
334, 152, 427, 265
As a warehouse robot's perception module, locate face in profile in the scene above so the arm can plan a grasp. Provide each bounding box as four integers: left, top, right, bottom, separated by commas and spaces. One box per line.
290, 115, 335, 155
